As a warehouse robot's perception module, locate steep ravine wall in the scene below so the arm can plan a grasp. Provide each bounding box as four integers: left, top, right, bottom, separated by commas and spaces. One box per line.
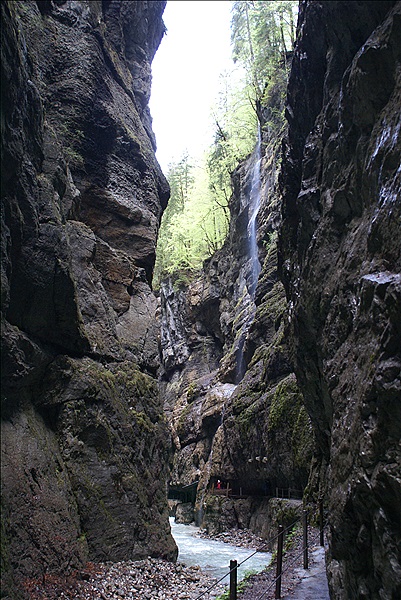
160, 74, 313, 536
1, 1, 176, 596
279, 1, 401, 598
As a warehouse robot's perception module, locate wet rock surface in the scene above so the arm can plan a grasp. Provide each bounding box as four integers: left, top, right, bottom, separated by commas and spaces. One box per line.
279, 1, 401, 597
160, 75, 313, 535
1, 0, 175, 596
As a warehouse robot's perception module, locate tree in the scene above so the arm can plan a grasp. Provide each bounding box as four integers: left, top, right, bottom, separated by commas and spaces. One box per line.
153, 153, 230, 288
231, 1, 298, 101
153, 154, 195, 285
153, 2, 299, 288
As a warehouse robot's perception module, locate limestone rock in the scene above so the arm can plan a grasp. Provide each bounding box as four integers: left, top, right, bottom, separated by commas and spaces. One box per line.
279, 2, 401, 597
160, 71, 313, 533
175, 503, 195, 525
1, 0, 175, 596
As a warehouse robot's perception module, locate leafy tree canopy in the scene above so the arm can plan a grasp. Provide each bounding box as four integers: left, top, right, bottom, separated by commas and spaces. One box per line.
153, 1, 298, 289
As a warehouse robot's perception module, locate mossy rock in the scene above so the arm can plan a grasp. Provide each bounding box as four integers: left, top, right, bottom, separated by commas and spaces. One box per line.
268, 374, 303, 431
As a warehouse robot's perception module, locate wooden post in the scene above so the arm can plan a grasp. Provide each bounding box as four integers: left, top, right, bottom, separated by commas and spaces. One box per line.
229, 559, 237, 600
275, 525, 284, 599
319, 499, 324, 546
303, 510, 308, 569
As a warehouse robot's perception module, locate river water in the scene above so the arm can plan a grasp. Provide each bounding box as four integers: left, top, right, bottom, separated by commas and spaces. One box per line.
170, 518, 272, 583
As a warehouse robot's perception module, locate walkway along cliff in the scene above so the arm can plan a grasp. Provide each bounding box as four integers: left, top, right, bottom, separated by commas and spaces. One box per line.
1, 1, 176, 597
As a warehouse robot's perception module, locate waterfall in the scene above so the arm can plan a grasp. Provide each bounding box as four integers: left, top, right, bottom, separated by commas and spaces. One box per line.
247, 131, 262, 297
235, 132, 262, 383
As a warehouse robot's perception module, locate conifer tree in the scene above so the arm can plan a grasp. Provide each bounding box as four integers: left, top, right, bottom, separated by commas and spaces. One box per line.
153, 1, 298, 288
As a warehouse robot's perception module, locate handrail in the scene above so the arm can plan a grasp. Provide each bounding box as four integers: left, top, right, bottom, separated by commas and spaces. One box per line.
253, 526, 327, 599
195, 508, 315, 600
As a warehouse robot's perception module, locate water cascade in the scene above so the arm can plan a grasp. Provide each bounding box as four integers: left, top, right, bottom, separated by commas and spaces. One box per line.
247, 133, 262, 297
235, 132, 262, 382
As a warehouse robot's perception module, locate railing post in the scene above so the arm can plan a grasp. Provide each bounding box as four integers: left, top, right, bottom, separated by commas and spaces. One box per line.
302, 510, 308, 569
319, 499, 324, 546
229, 559, 237, 600
275, 525, 284, 599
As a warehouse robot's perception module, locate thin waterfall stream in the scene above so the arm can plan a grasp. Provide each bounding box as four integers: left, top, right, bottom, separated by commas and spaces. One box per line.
235, 133, 262, 383
170, 518, 272, 583
247, 133, 262, 297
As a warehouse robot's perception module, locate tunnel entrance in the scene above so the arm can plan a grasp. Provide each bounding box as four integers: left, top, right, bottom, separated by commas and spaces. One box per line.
168, 481, 199, 504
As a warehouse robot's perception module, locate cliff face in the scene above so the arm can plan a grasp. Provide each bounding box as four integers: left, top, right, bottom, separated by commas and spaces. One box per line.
279, 1, 401, 597
1, 0, 176, 594
160, 72, 313, 535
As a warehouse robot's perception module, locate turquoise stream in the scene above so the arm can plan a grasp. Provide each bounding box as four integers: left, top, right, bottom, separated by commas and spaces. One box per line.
170, 518, 272, 584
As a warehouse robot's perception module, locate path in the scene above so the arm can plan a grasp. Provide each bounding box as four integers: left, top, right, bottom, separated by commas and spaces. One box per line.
237, 527, 330, 600
282, 546, 330, 600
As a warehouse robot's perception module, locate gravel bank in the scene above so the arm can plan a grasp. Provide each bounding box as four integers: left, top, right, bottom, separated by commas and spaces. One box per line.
23, 558, 226, 599
195, 527, 268, 551
23, 526, 322, 599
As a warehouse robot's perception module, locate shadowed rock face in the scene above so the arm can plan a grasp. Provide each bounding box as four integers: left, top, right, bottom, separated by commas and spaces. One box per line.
1, 0, 176, 595
279, 1, 401, 597
160, 71, 313, 535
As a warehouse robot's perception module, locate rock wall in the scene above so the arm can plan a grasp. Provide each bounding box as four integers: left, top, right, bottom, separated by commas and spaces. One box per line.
279, 1, 401, 598
1, 0, 176, 596
160, 70, 313, 535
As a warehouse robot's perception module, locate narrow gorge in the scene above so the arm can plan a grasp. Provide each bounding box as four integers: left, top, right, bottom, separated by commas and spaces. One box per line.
1, 2, 400, 600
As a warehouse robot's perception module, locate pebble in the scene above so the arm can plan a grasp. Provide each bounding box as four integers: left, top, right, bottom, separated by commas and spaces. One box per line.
36, 528, 266, 599
73, 557, 226, 599
195, 527, 269, 551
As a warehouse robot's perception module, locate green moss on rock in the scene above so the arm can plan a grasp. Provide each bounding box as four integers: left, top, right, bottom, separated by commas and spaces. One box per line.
268, 375, 302, 431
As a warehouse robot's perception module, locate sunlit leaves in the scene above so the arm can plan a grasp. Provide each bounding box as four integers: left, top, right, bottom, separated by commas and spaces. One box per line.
153, 1, 298, 288
153, 154, 229, 287
231, 0, 298, 98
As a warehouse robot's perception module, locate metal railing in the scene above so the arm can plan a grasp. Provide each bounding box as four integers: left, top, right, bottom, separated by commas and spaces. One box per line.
194, 500, 326, 600
254, 523, 326, 599
275, 487, 303, 500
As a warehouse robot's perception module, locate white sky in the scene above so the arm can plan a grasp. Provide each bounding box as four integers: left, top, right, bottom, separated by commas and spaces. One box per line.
149, 0, 234, 173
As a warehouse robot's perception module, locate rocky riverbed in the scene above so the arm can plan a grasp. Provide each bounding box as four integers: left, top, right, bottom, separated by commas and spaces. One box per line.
22, 558, 226, 600
22, 525, 322, 599
195, 527, 268, 551
21, 526, 268, 599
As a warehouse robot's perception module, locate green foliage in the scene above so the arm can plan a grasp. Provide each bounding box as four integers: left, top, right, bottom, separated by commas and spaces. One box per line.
215, 569, 258, 600
207, 68, 258, 199
292, 405, 314, 468
268, 375, 314, 469
153, 2, 298, 287
153, 152, 230, 287
231, 1, 297, 100
268, 375, 302, 432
